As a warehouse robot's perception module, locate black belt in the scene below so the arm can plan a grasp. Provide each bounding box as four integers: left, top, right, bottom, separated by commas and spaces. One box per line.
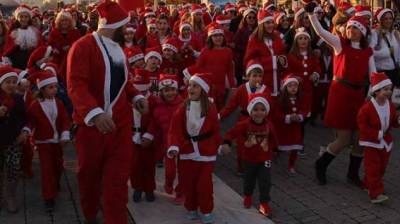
132, 127, 145, 132
333, 76, 367, 90
186, 131, 213, 142
240, 110, 249, 116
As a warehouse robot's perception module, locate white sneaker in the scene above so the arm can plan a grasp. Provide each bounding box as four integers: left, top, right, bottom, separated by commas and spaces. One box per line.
371, 194, 389, 204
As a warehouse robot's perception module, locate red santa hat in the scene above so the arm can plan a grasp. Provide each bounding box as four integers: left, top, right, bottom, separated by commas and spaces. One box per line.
157, 7, 170, 16
355, 5, 372, 17
40, 62, 58, 76
179, 22, 192, 33
246, 59, 264, 76
0, 66, 18, 84
216, 15, 231, 25
159, 74, 178, 90
125, 47, 144, 64
200, 3, 207, 11
339, 1, 355, 15
96, 0, 130, 29
258, 9, 274, 24
16, 69, 29, 85
144, 47, 162, 63
27, 45, 54, 69
125, 24, 136, 33
147, 18, 157, 30
162, 38, 179, 53
238, 4, 248, 14
375, 8, 394, 22
207, 22, 224, 37
346, 16, 368, 36
190, 73, 212, 93
225, 3, 237, 12
14, 4, 33, 18
36, 70, 58, 89
281, 74, 300, 90
182, 65, 201, 80
243, 8, 257, 18
274, 11, 286, 25
294, 7, 305, 20
247, 93, 270, 114
191, 4, 203, 15
144, 8, 156, 18
294, 27, 311, 39
132, 69, 150, 92
263, 0, 275, 11
370, 72, 392, 92
145, 3, 153, 11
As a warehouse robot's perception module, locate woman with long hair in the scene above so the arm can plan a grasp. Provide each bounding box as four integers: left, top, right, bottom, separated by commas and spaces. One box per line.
370, 8, 400, 88
305, 3, 376, 187
190, 4, 206, 47
48, 10, 81, 82
244, 9, 287, 97
3, 5, 41, 69
234, 8, 258, 84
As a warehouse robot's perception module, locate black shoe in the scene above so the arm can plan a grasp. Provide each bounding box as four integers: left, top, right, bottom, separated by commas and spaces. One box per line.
84, 220, 98, 224
44, 199, 55, 212
156, 161, 164, 168
315, 152, 336, 185
347, 155, 364, 188
133, 190, 142, 203
145, 191, 155, 202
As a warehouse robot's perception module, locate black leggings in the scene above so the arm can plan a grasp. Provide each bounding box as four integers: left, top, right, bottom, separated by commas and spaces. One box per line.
243, 160, 272, 203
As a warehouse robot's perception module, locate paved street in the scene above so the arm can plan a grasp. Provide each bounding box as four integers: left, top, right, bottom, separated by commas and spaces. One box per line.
1, 114, 400, 224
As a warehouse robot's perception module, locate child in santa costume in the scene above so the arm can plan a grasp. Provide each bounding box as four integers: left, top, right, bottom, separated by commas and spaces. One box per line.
0, 65, 29, 213
215, 15, 234, 48
26, 70, 71, 210
129, 70, 158, 203
3, 5, 42, 69
220, 59, 272, 175
167, 73, 227, 224
306, 3, 377, 186
357, 72, 400, 204
137, 18, 161, 50
123, 25, 136, 49
142, 74, 184, 204
124, 46, 145, 70
222, 93, 277, 217
275, 75, 307, 174
195, 22, 235, 110
26, 45, 55, 75
244, 9, 287, 97
143, 47, 162, 96
177, 22, 202, 68
160, 37, 183, 76
286, 27, 321, 117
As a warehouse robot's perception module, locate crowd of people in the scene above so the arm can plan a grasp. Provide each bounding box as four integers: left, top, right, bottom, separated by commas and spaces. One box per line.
0, 0, 400, 223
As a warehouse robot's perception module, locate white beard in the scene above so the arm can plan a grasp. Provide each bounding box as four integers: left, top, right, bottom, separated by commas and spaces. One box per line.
11, 26, 39, 50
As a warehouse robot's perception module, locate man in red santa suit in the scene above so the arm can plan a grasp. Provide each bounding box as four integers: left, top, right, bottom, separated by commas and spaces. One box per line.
66, 1, 148, 224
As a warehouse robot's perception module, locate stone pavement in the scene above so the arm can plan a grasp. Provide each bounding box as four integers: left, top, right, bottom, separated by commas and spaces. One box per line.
216, 112, 400, 224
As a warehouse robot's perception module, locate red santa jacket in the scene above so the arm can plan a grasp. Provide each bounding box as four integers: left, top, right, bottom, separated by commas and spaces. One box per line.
27, 98, 71, 143
274, 96, 307, 150
358, 98, 399, 151
132, 92, 157, 145
286, 53, 321, 93
177, 35, 203, 68
224, 118, 278, 163
167, 101, 222, 161
67, 32, 142, 128
244, 33, 287, 96
220, 82, 271, 120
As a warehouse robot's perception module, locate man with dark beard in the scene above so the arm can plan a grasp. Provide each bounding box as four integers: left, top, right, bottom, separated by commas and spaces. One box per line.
66, 1, 148, 224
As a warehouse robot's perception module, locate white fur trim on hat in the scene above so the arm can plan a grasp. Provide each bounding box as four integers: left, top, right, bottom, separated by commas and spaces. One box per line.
190, 75, 209, 93
134, 84, 150, 92
191, 9, 202, 15
246, 64, 263, 75
294, 30, 311, 40
40, 64, 57, 76
159, 79, 178, 90
128, 53, 144, 64
225, 7, 236, 12
144, 11, 156, 17
355, 11, 372, 17
294, 8, 305, 20
144, 51, 162, 63
162, 43, 178, 53
346, 7, 356, 15
37, 76, 58, 89
259, 16, 274, 24
347, 20, 366, 36
372, 79, 392, 92
125, 27, 135, 32
17, 70, 28, 84
0, 72, 18, 84
98, 16, 130, 29
182, 68, 191, 80
180, 23, 192, 31
243, 8, 256, 18
377, 8, 393, 21
208, 28, 224, 37
247, 97, 270, 114
217, 19, 231, 25
281, 77, 299, 90
14, 7, 33, 18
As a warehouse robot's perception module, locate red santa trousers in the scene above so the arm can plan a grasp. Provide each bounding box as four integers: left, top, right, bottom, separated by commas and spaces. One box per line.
37, 143, 63, 200
180, 160, 214, 214
165, 156, 183, 194
130, 144, 156, 192
75, 126, 132, 224
364, 147, 391, 199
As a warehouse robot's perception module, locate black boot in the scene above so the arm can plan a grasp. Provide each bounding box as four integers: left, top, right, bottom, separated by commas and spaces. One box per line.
347, 154, 363, 188
84, 220, 98, 224
145, 191, 155, 202
315, 152, 336, 185
44, 199, 55, 212
133, 190, 143, 203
